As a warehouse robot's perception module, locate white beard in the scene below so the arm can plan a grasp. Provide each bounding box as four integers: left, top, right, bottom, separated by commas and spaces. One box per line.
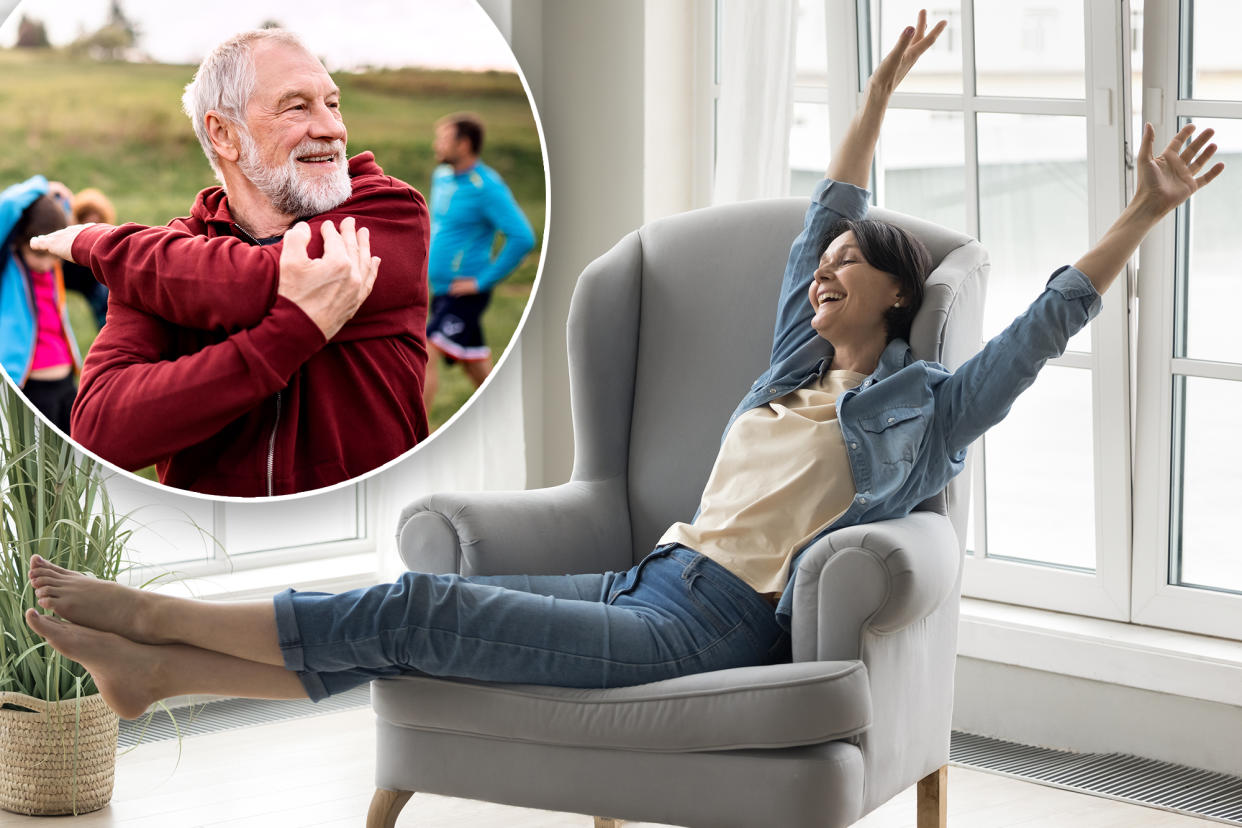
237, 133, 352, 218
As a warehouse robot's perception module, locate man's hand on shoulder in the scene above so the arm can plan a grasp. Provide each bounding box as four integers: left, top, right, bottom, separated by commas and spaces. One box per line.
277, 216, 381, 341
30, 224, 105, 264
448, 277, 480, 296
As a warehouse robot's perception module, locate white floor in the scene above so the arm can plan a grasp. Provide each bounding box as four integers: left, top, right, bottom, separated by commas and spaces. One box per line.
0, 707, 1222, 827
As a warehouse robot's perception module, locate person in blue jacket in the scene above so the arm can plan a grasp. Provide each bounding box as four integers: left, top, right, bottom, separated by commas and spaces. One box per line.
423, 112, 536, 410
0, 176, 83, 432
20, 14, 1226, 718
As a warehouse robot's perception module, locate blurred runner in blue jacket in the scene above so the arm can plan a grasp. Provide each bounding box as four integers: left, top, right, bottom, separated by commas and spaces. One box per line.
425, 113, 535, 410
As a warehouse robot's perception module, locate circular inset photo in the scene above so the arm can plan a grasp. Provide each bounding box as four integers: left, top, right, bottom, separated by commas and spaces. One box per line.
0, 0, 546, 498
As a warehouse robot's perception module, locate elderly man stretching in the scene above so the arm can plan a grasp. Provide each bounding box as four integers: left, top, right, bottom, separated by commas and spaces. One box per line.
33, 29, 429, 497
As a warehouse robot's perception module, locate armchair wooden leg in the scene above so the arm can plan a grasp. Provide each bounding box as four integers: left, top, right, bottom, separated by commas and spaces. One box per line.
367, 788, 414, 828
916, 765, 947, 828
594, 819, 623, 828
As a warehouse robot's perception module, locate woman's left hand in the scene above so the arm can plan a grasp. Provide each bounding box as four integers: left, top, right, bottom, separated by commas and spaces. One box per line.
1074, 123, 1225, 296
1135, 122, 1225, 219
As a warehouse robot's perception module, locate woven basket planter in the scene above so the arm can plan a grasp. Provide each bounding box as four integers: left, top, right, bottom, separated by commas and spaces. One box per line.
0, 691, 119, 816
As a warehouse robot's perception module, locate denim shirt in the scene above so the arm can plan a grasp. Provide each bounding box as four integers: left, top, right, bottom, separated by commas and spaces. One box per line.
742, 178, 1104, 630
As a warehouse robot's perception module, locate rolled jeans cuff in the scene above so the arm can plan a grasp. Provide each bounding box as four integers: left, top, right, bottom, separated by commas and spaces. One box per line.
273, 588, 331, 702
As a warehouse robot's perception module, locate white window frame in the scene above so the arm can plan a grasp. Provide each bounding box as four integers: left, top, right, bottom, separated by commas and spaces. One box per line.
824, 0, 1135, 619
1130, 0, 1242, 640
106, 474, 375, 594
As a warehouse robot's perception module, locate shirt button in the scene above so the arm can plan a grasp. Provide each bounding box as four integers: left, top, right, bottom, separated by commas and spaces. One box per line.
887, 417, 896, 424
856, 496, 868, 504
850, 442, 858, 450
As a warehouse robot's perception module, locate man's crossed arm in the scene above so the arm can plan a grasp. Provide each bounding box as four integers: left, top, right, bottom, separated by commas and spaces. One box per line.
29, 185, 426, 335
62, 220, 381, 471
34, 219, 377, 340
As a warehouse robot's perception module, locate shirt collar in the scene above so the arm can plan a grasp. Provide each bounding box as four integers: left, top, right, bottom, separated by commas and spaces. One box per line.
872, 338, 913, 380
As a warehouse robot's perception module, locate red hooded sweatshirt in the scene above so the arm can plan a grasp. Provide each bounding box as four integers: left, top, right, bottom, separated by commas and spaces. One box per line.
70, 153, 429, 497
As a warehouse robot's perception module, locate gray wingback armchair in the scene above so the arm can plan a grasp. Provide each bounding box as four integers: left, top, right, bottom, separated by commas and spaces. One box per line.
368, 197, 988, 828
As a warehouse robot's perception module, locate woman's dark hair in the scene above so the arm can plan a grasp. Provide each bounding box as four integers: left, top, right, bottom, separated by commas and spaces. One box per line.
13, 195, 68, 246
820, 218, 933, 343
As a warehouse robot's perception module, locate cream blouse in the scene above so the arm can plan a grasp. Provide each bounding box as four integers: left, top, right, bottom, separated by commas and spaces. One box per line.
658, 369, 865, 595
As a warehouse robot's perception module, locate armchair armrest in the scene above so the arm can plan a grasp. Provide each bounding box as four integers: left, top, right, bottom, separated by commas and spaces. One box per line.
789, 511, 961, 662
396, 478, 634, 577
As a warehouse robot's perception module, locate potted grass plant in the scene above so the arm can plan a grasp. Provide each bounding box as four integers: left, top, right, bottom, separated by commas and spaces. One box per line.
0, 381, 131, 816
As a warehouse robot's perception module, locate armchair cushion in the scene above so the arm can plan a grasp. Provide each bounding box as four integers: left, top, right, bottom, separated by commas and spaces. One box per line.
790, 511, 961, 662
397, 480, 634, 576
371, 660, 872, 753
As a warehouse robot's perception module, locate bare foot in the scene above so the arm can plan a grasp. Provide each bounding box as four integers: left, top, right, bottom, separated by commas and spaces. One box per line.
28, 554, 169, 644
24, 608, 163, 720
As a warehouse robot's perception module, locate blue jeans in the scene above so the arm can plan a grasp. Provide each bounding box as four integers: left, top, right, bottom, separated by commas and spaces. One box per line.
273, 545, 789, 701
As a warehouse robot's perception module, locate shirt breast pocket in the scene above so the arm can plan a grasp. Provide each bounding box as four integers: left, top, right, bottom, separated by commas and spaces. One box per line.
858, 406, 925, 465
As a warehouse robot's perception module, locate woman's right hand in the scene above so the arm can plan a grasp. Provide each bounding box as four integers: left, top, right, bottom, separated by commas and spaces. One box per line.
867, 10, 947, 99
825, 9, 947, 187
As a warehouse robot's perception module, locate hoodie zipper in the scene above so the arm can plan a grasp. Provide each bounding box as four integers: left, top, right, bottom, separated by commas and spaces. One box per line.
232, 220, 285, 497
266, 391, 282, 497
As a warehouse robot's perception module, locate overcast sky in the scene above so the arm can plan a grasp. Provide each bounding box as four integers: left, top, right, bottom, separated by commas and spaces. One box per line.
0, 0, 518, 71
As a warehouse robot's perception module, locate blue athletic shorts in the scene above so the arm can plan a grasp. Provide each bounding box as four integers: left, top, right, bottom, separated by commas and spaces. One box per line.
427, 291, 492, 364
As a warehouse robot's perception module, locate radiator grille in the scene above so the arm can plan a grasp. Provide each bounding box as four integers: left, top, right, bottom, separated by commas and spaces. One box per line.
952, 730, 1242, 825
117, 685, 371, 748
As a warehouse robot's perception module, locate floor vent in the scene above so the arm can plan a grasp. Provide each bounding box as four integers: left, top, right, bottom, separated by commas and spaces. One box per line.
952, 730, 1242, 825
117, 685, 371, 748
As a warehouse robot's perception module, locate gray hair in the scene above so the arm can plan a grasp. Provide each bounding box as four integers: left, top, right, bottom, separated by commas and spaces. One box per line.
181, 29, 310, 185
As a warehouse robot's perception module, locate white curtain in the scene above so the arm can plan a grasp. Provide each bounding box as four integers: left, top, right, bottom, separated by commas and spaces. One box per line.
713, 0, 799, 204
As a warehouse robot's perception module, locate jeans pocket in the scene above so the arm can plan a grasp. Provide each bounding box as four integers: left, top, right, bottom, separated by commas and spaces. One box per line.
683, 569, 749, 641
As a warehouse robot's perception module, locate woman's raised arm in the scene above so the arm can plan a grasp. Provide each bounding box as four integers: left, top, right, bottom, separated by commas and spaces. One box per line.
1074, 122, 1224, 296
825, 10, 947, 188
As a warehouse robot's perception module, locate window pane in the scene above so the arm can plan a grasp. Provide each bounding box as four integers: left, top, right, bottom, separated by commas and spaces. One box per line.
796, 0, 827, 87
1173, 376, 1242, 593
1183, 0, 1242, 101
867, 0, 963, 94
1177, 117, 1242, 364
789, 101, 830, 196
974, 0, 1085, 98
877, 109, 967, 233
105, 477, 216, 569
1131, 0, 1145, 144
977, 112, 1090, 351
984, 365, 1096, 570
223, 487, 360, 556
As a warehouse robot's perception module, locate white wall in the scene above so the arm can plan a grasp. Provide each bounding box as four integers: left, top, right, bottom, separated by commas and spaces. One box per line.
488, 0, 706, 488
491, 0, 631, 487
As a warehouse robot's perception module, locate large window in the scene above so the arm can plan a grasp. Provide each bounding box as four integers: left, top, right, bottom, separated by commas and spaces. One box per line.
796, 0, 1241, 638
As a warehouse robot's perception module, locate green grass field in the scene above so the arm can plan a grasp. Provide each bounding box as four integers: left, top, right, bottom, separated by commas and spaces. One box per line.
1, 48, 545, 452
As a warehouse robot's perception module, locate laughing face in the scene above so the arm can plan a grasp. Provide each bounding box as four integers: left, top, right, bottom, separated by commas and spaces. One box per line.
808, 230, 904, 347
239, 40, 352, 218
